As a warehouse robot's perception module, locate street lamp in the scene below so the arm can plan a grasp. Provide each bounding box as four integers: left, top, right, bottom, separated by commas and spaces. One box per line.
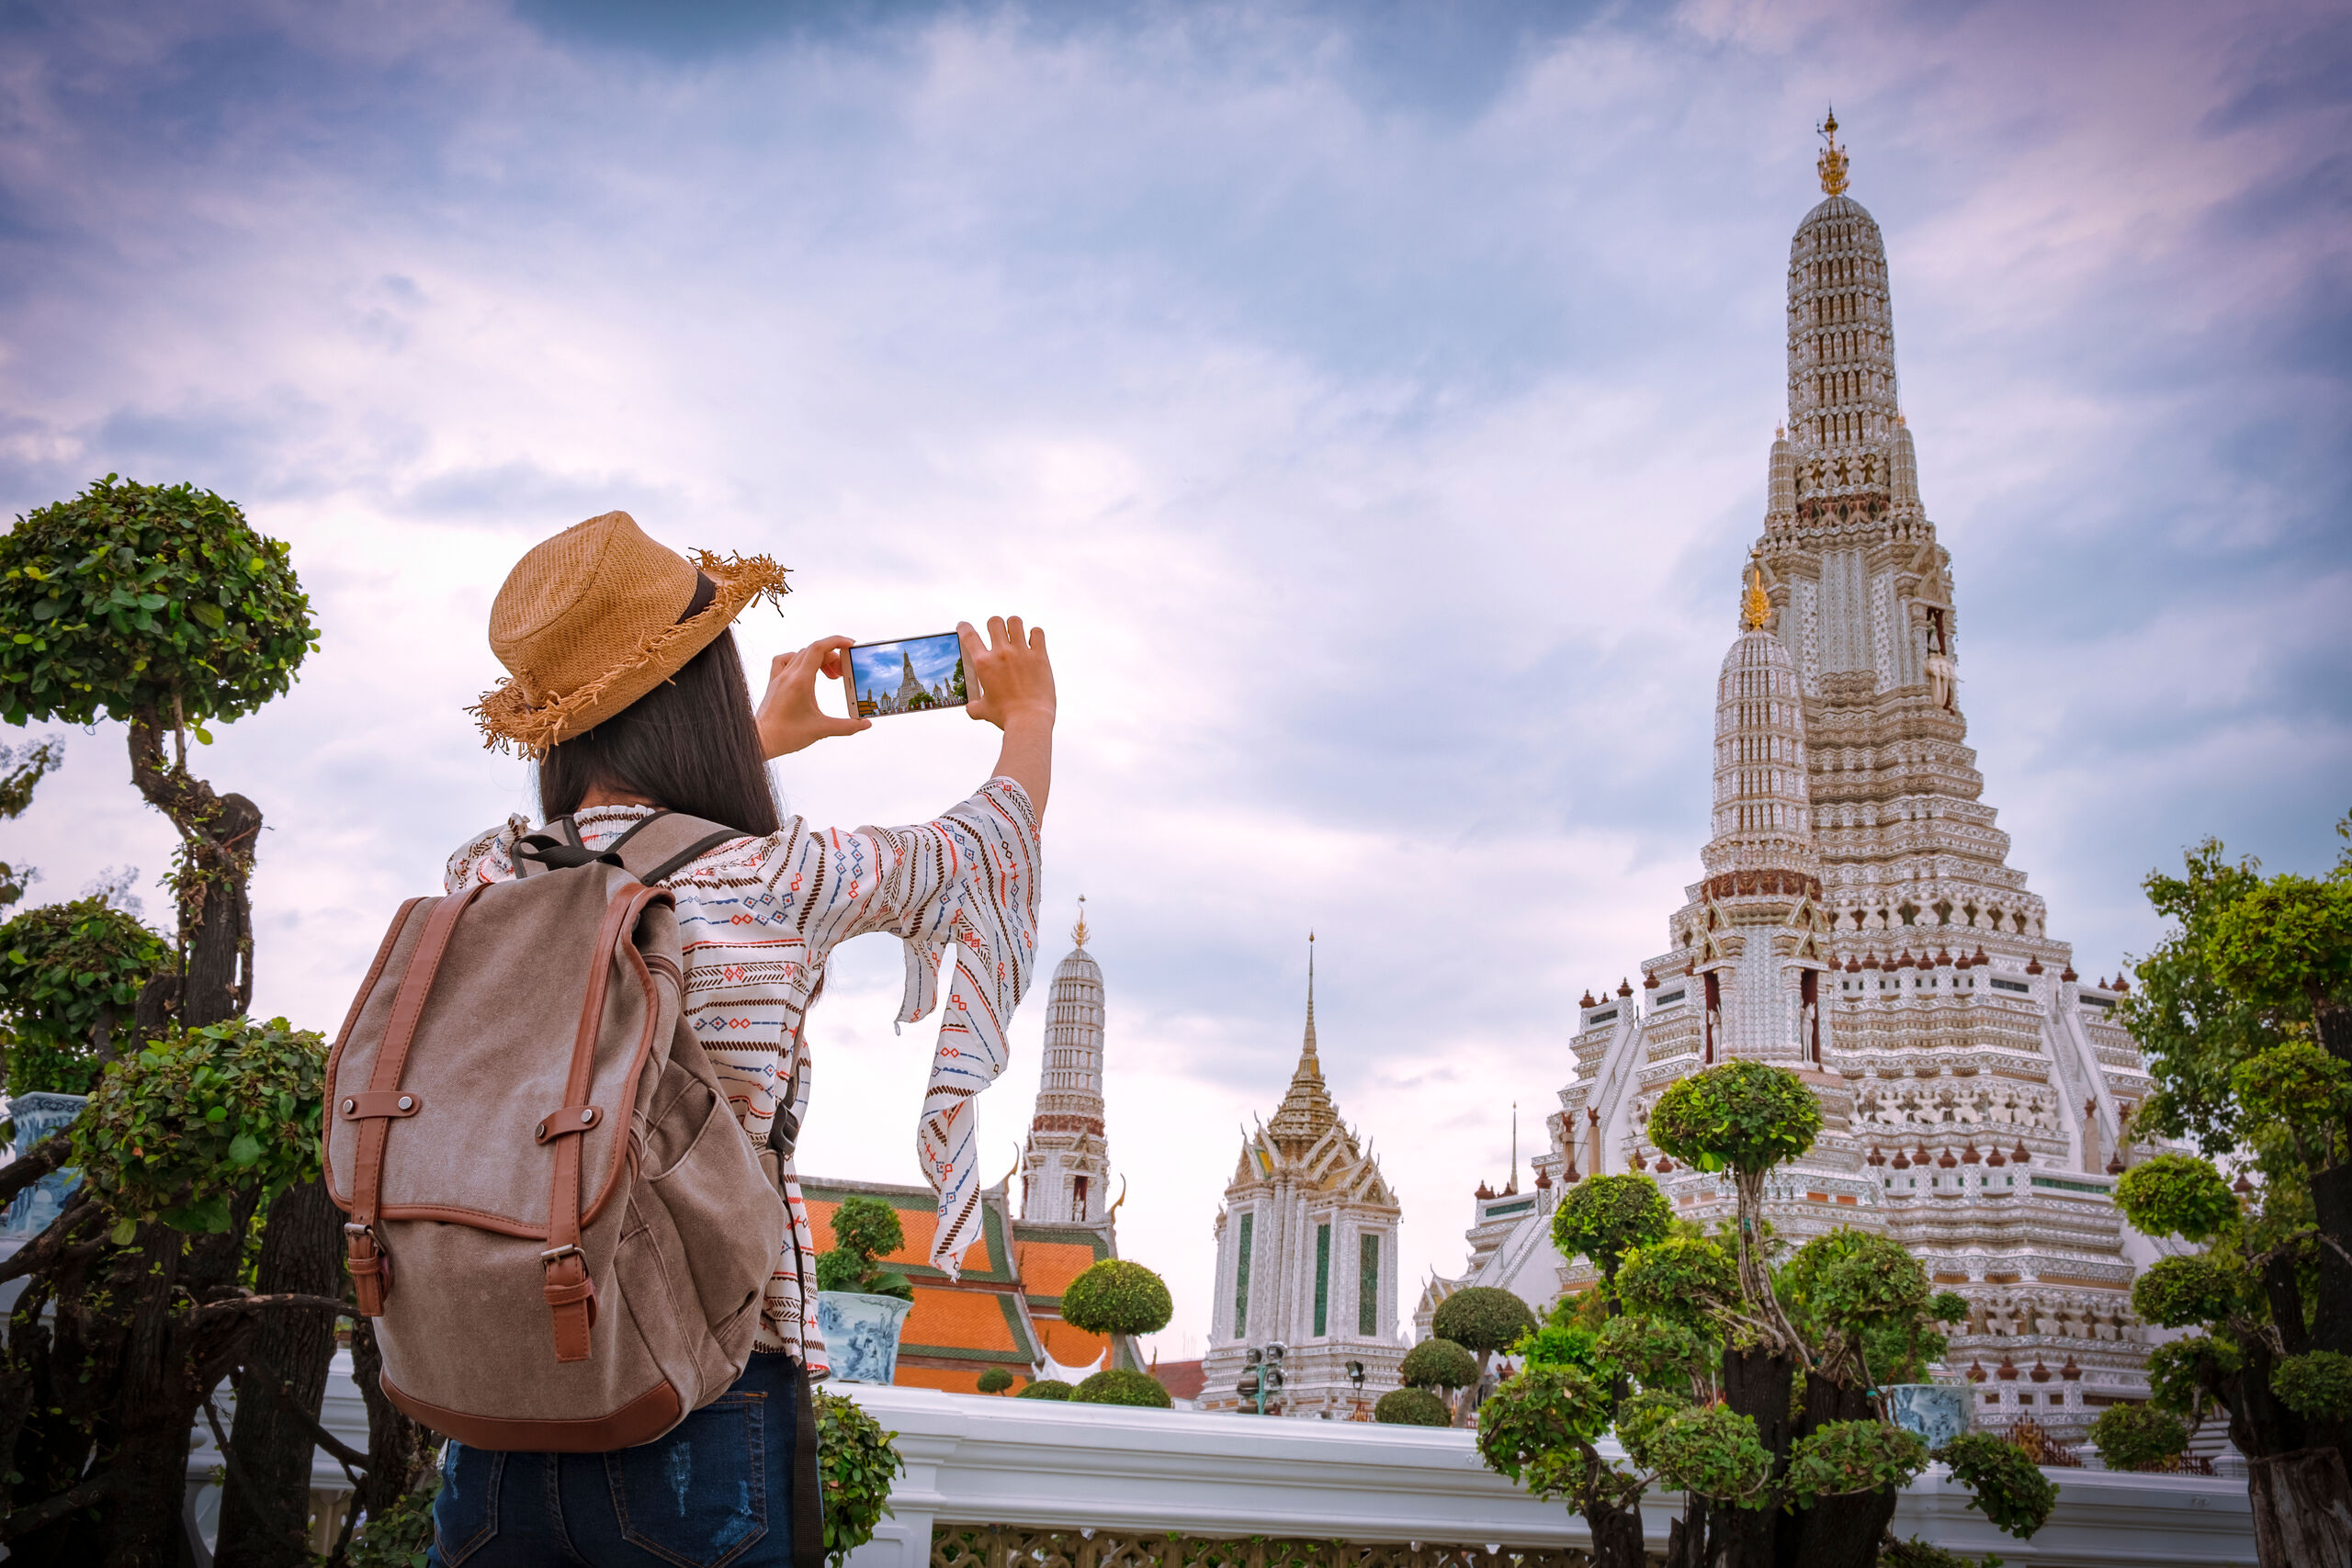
1345, 1359, 1369, 1422
1236, 1344, 1287, 1416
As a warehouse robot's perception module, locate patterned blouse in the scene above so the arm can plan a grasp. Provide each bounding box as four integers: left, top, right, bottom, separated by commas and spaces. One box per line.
444, 777, 1040, 1371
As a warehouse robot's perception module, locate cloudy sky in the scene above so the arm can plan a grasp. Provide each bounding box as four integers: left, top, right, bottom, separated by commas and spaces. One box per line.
4, 0, 2347, 1362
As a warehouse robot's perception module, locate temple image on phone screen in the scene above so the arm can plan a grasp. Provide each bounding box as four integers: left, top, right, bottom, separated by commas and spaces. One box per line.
848, 633, 968, 717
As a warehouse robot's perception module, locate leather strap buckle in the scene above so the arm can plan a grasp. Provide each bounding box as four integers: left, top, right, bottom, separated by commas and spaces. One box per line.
533, 1105, 603, 1144
538, 1242, 583, 1264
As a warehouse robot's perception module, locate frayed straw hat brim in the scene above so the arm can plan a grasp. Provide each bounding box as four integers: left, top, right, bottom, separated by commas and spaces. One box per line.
470, 547, 788, 755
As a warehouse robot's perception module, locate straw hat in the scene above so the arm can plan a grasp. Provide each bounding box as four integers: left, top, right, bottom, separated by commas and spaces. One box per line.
469, 511, 789, 754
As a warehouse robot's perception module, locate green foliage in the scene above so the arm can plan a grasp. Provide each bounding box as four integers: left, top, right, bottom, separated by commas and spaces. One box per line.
2144, 1335, 2239, 1416
2112, 1153, 2241, 1244
1928, 1292, 1970, 1325
1594, 1312, 1715, 1392
1058, 1258, 1175, 1337
1514, 1316, 1601, 1378
1431, 1285, 1538, 1356
344, 1472, 440, 1568
0, 477, 317, 729
1933, 1432, 2058, 1540
1780, 1419, 1928, 1508
0, 897, 167, 1096
819, 1196, 915, 1301
1882, 1538, 2005, 1568
2086, 1403, 2189, 1471
1374, 1387, 1451, 1427
2130, 1254, 2240, 1330
1643, 1403, 1775, 1506
2119, 829, 2351, 1158
1015, 1379, 1074, 1400
1072, 1367, 1171, 1407
1647, 1060, 1821, 1176
1476, 1364, 1613, 1482
1616, 1235, 1739, 1328
975, 1367, 1013, 1394
73, 1017, 325, 1235
2231, 1043, 2352, 1170
1551, 1172, 1671, 1285
816, 1388, 905, 1567
2204, 871, 2352, 1015
1781, 1228, 1928, 1334
2273, 1350, 2352, 1421
1399, 1337, 1479, 1391
0, 735, 63, 908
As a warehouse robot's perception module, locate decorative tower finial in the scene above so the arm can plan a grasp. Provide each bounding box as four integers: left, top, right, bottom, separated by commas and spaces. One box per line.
1742, 561, 1773, 631
1816, 107, 1849, 196
1304, 931, 1317, 1058
1073, 894, 1090, 948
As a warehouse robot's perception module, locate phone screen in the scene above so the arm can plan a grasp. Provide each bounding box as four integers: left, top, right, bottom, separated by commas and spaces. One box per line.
842, 632, 970, 718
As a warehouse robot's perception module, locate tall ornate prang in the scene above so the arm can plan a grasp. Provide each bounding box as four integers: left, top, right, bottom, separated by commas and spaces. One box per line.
1019, 898, 1112, 1226
1507, 121, 2168, 1442
1200, 937, 1406, 1418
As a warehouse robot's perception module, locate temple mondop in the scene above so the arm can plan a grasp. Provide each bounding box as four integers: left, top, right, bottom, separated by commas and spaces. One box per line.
1436, 118, 2167, 1441
1198, 941, 1407, 1418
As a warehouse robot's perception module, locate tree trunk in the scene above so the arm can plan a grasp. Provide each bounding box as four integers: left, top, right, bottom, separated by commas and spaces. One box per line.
125, 712, 261, 1032
348, 1318, 438, 1534
2248, 1448, 2352, 1568
2310, 1165, 2352, 1359
1771, 1374, 1898, 1568
1583, 1498, 1646, 1568
217, 1180, 345, 1568
1719, 1347, 1796, 1568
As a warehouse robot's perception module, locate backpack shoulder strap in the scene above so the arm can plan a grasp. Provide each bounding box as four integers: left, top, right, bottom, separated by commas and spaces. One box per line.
605, 811, 746, 886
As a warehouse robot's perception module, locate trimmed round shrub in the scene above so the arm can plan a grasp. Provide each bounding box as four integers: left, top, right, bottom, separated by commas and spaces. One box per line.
1431, 1286, 1538, 1357
1551, 1172, 1671, 1284
817, 1195, 914, 1302
1648, 1059, 1821, 1176
1374, 1387, 1452, 1427
2274, 1350, 2352, 1421
1476, 1365, 1611, 1483
2087, 1403, 2189, 1471
1399, 1337, 1478, 1392
976, 1367, 1014, 1395
816, 1388, 906, 1566
1617, 1235, 1740, 1326
0, 477, 317, 730
2132, 1254, 2238, 1329
1933, 1432, 2058, 1540
1016, 1379, 1074, 1400
1059, 1258, 1175, 1337
1072, 1367, 1172, 1408
2114, 1153, 2240, 1244
0, 896, 167, 1096
73, 1016, 326, 1235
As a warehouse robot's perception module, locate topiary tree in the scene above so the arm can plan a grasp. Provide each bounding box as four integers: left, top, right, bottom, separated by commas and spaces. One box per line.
816, 1387, 907, 1565
1374, 1386, 1452, 1427
0, 895, 167, 1098
1931, 1432, 2060, 1540
817, 1195, 915, 1301
1552, 1173, 1672, 1307
1647, 1059, 1821, 1309
6, 1017, 331, 1563
0, 479, 323, 1564
976, 1367, 1014, 1395
1430, 1284, 1538, 1426
1015, 1379, 1074, 1401
1072, 1367, 1171, 1408
2113, 818, 2352, 1565
1059, 1258, 1174, 1337
1399, 1337, 1478, 1422
2088, 1402, 2191, 1472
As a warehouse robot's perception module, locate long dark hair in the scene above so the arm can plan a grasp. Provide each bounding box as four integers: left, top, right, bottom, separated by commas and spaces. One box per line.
537, 627, 781, 836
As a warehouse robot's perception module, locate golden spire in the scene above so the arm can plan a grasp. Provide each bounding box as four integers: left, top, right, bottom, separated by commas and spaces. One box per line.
1816, 107, 1850, 197
1072, 894, 1090, 948
1742, 561, 1773, 631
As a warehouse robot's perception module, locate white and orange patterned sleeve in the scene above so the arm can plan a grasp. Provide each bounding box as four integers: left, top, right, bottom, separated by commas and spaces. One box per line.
784, 776, 1043, 1277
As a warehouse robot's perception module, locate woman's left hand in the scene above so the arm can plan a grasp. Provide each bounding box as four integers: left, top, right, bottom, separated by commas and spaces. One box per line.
755, 636, 872, 758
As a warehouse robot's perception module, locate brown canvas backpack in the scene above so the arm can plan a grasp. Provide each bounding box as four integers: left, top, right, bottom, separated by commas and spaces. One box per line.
324, 811, 786, 1452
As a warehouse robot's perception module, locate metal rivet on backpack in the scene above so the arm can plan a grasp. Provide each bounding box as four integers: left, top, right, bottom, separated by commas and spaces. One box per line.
536, 1122, 547, 1140
398, 1096, 413, 1111
581, 1110, 594, 1124
342, 1099, 356, 1114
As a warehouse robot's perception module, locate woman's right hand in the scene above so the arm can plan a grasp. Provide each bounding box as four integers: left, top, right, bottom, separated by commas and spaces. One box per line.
755, 636, 872, 759
959, 616, 1055, 818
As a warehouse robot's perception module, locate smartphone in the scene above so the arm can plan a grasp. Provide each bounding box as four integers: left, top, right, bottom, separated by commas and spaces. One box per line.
842, 632, 971, 719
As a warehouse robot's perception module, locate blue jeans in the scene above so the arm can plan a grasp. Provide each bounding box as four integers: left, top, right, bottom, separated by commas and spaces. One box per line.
429, 1352, 808, 1568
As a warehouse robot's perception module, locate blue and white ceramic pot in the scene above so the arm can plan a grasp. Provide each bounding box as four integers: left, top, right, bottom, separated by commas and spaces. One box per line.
1, 1093, 88, 1241
817, 1291, 915, 1384
1886, 1382, 1971, 1448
